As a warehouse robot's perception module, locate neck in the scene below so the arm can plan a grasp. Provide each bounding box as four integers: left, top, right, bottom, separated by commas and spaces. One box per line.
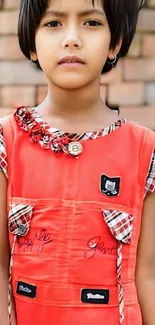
40, 78, 104, 118
36, 78, 118, 133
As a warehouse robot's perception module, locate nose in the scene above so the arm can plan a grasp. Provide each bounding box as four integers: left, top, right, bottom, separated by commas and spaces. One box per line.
61, 26, 82, 49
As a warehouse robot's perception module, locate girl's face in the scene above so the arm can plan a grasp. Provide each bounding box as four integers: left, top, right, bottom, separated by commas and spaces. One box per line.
32, 0, 114, 90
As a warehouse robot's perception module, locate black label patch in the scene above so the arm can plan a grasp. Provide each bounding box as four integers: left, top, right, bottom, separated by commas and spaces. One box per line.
81, 289, 109, 304
100, 174, 120, 197
16, 281, 36, 299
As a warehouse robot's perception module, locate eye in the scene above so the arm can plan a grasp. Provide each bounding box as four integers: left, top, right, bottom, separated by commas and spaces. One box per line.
44, 21, 62, 28
84, 20, 102, 27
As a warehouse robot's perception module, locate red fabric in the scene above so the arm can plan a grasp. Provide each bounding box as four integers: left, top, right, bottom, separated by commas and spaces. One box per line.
1, 114, 155, 325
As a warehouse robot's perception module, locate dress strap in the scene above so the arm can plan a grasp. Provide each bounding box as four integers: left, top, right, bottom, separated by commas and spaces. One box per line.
0, 114, 15, 179
137, 125, 155, 209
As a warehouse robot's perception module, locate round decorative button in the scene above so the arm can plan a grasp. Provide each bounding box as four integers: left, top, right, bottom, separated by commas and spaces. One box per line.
18, 225, 27, 236
68, 142, 83, 157
43, 135, 51, 144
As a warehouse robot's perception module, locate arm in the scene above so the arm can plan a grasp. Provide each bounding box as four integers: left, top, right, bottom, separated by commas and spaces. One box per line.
0, 172, 17, 325
135, 191, 155, 325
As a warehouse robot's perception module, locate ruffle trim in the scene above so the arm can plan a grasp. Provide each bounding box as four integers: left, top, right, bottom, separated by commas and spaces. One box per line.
14, 106, 127, 156
14, 106, 71, 154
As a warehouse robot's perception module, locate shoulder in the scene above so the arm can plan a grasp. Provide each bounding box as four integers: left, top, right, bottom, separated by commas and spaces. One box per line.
0, 112, 16, 179
130, 123, 155, 197
118, 120, 155, 154
123, 120, 155, 196
0, 108, 31, 179
145, 150, 155, 197
124, 121, 155, 155
126, 121, 155, 138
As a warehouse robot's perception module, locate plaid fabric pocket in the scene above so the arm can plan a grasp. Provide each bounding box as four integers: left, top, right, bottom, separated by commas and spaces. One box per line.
8, 204, 34, 236
103, 210, 133, 244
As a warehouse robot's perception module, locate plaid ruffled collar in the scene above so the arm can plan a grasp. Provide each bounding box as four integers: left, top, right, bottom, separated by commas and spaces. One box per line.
14, 106, 127, 156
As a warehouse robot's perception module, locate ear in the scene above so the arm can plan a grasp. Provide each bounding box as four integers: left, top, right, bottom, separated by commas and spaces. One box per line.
30, 52, 38, 62
108, 38, 122, 60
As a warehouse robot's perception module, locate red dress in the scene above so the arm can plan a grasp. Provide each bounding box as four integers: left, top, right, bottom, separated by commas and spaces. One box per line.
1, 106, 155, 325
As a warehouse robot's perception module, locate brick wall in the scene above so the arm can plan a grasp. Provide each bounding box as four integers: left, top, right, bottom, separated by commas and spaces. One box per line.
0, 0, 155, 128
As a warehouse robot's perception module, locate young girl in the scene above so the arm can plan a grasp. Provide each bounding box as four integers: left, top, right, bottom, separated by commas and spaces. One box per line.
0, 0, 155, 324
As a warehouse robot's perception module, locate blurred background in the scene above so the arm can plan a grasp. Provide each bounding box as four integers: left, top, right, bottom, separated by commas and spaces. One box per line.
0, 0, 155, 128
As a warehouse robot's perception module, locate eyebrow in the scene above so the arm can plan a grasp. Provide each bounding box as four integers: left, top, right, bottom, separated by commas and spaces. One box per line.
44, 9, 105, 18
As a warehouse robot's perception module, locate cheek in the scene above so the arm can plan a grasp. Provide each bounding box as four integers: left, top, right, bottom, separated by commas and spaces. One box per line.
87, 29, 111, 52
35, 33, 56, 59
88, 35, 111, 64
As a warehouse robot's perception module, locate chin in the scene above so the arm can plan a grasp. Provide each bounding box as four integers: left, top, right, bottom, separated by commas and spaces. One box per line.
54, 78, 89, 90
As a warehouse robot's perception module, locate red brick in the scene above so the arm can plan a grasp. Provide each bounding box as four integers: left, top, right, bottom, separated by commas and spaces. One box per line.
145, 83, 155, 104
3, 0, 20, 9
0, 61, 46, 85
0, 11, 18, 34
128, 34, 141, 57
37, 86, 48, 104
137, 9, 155, 32
120, 106, 155, 129
0, 36, 23, 60
142, 34, 155, 57
108, 83, 145, 106
146, 0, 155, 7
124, 59, 155, 81
0, 86, 36, 107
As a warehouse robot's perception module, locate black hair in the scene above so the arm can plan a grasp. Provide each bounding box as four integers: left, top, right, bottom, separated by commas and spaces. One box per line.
18, 0, 145, 73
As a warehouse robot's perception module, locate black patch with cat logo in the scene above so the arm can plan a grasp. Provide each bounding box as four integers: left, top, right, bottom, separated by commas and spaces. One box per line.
100, 174, 120, 197
16, 281, 36, 299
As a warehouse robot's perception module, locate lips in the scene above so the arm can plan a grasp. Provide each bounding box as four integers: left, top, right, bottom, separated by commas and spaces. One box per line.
58, 55, 85, 64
